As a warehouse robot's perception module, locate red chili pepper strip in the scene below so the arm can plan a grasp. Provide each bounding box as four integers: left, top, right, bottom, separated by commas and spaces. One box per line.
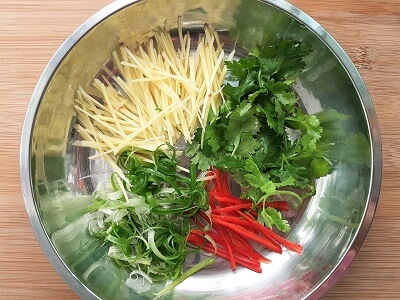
190, 230, 229, 251
214, 225, 236, 271
258, 201, 290, 211
187, 235, 262, 273
190, 229, 210, 236
211, 189, 290, 212
210, 246, 262, 273
227, 227, 253, 249
238, 211, 303, 254
212, 218, 283, 254
223, 233, 270, 263
211, 214, 282, 252
249, 210, 258, 219
212, 193, 289, 212
208, 194, 216, 209
191, 216, 207, 230
191, 168, 302, 274
189, 228, 271, 265
211, 195, 245, 206
211, 193, 248, 204
212, 168, 223, 192
212, 203, 252, 214
221, 217, 259, 234
217, 225, 268, 263
198, 210, 211, 224
187, 233, 208, 247
220, 172, 232, 196
190, 229, 259, 261
230, 243, 267, 262
263, 228, 303, 254
232, 243, 271, 263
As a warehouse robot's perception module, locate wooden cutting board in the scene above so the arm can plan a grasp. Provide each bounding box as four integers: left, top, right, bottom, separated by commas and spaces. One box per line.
1, 0, 399, 298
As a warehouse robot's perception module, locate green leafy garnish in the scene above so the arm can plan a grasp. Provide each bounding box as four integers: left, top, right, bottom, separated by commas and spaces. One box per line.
82, 37, 351, 296
186, 39, 345, 231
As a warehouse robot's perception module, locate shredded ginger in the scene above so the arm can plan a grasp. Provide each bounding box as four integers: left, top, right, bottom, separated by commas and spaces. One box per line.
74, 21, 234, 182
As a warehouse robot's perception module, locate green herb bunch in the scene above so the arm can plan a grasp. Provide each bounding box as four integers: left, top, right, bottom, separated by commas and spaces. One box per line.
186, 40, 336, 232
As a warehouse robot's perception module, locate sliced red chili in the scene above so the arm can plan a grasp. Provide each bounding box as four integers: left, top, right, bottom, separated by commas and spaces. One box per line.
212, 218, 283, 254
211, 214, 282, 251
212, 203, 252, 214
214, 225, 236, 270
258, 200, 290, 211
238, 211, 303, 254
187, 236, 262, 273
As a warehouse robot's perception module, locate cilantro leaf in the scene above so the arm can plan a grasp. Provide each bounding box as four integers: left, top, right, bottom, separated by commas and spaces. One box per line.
223, 72, 258, 103
258, 57, 282, 76
251, 129, 285, 169
190, 151, 214, 171
309, 158, 332, 178
185, 140, 200, 157
226, 102, 259, 155
234, 134, 260, 157
286, 112, 323, 151
214, 154, 244, 171
259, 207, 291, 232
225, 57, 257, 79
275, 91, 298, 108
185, 39, 345, 232
244, 158, 277, 196
262, 101, 286, 134
227, 102, 258, 137
204, 122, 227, 153
244, 157, 263, 177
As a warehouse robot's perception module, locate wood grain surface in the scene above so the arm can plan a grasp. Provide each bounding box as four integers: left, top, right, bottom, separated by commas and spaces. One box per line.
1, 0, 399, 299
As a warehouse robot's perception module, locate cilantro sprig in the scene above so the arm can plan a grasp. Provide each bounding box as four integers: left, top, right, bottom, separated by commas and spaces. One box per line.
186, 39, 343, 232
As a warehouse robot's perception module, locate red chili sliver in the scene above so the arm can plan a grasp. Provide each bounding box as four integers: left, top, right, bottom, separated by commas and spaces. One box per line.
211, 193, 248, 204
238, 211, 303, 254
212, 203, 252, 214
212, 218, 283, 254
189, 168, 302, 274
211, 214, 283, 252
187, 235, 262, 273
214, 225, 236, 271
258, 200, 290, 211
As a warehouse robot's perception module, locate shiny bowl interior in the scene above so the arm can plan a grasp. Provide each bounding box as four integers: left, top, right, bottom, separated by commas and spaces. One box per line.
20, 0, 381, 299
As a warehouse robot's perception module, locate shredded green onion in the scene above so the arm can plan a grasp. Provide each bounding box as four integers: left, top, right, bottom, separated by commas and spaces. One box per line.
86, 146, 210, 287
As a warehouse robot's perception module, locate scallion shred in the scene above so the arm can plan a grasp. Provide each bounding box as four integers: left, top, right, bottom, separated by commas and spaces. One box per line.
87, 146, 208, 286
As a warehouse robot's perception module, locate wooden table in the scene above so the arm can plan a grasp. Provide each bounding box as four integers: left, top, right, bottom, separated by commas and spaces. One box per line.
1, 0, 399, 298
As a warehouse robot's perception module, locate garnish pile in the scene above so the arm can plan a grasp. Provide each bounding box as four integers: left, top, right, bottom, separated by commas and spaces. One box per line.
74, 22, 337, 297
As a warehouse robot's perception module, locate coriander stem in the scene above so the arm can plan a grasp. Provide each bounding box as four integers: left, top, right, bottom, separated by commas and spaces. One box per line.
275, 190, 303, 207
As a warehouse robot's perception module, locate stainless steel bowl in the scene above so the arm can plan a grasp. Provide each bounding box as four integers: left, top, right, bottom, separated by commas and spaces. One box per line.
20, 0, 381, 299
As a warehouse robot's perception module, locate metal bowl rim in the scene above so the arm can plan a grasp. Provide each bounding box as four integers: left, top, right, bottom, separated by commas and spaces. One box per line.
20, 0, 382, 299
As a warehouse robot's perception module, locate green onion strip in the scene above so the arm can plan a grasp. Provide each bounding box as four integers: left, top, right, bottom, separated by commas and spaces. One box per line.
87, 145, 211, 295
